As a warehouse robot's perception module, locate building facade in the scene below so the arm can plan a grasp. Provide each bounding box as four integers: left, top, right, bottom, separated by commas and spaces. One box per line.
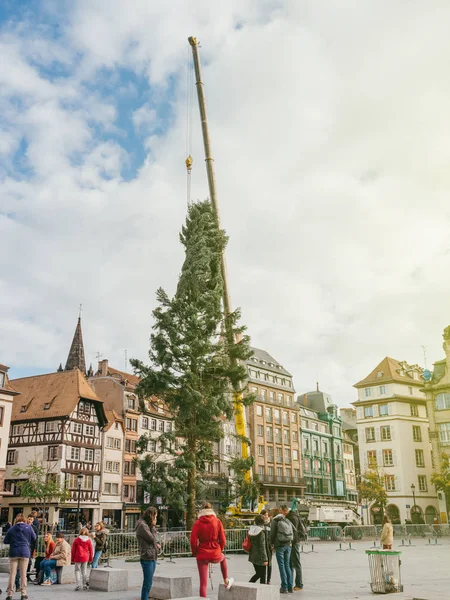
100, 410, 125, 527
3, 369, 107, 528
246, 347, 304, 505
0, 364, 18, 523
297, 390, 346, 502
421, 325, 450, 523
354, 357, 439, 525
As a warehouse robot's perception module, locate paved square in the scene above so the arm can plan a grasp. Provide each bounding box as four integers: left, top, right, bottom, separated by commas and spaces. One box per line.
0, 539, 447, 600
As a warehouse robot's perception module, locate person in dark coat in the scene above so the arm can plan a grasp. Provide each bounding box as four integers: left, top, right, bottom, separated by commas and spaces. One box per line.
136, 507, 159, 600
286, 508, 305, 590
4, 513, 36, 600
260, 509, 273, 584
248, 515, 269, 584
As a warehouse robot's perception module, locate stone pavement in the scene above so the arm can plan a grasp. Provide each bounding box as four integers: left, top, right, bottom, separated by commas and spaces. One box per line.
0, 539, 447, 600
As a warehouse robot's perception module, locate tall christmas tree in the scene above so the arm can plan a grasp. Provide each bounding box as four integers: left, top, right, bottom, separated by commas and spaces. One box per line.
132, 200, 252, 528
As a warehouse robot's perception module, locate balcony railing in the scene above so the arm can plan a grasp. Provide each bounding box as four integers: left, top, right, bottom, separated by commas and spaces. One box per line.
259, 473, 306, 485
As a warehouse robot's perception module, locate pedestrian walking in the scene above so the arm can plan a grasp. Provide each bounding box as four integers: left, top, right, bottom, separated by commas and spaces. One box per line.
41, 531, 71, 585
14, 514, 37, 589
286, 507, 306, 591
380, 514, 393, 550
91, 521, 107, 568
247, 515, 269, 584
71, 527, 93, 590
270, 506, 294, 594
136, 507, 159, 600
260, 509, 273, 584
190, 502, 234, 598
4, 512, 36, 600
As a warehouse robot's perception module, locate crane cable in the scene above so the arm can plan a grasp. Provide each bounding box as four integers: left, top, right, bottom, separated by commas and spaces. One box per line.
185, 46, 194, 205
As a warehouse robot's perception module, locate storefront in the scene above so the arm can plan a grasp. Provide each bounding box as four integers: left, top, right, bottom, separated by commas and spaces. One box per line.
59, 507, 94, 531
101, 509, 122, 529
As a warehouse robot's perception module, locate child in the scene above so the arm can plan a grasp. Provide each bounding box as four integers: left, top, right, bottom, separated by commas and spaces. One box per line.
247, 515, 269, 584
71, 527, 94, 590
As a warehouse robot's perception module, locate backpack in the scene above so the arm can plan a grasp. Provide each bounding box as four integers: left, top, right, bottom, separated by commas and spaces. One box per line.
242, 534, 252, 553
276, 517, 294, 543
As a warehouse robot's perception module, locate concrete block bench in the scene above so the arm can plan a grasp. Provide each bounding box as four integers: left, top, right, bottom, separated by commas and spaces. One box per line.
150, 575, 193, 599
89, 567, 128, 592
218, 582, 280, 600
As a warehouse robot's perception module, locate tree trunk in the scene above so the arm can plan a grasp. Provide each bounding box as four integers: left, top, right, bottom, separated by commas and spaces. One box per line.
186, 442, 197, 530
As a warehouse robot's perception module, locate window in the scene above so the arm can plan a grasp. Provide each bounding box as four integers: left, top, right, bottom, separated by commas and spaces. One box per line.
365, 388, 372, 398
383, 449, 393, 466
106, 461, 113, 472
84, 448, 94, 461
150, 419, 157, 430
258, 465, 265, 476
381, 426, 391, 441
364, 406, 373, 418
292, 431, 298, 442
291, 413, 297, 423
6, 449, 17, 464
106, 437, 113, 448
303, 437, 310, 451
266, 426, 273, 439
82, 475, 93, 490
104, 482, 112, 494
323, 441, 328, 456
410, 404, 419, 417
294, 468, 300, 478
257, 425, 264, 436
413, 425, 422, 442
292, 449, 299, 461
274, 409, 281, 422
265, 407, 272, 421
127, 397, 135, 410
256, 405, 263, 416
0, 372, 4, 387
285, 448, 291, 461
72, 422, 82, 434
85, 425, 94, 436
258, 445, 264, 457
70, 447, 80, 461
158, 421, 164, 432
78, 400, 89, 414
276, 447, 282, 458
114, 438, 121, 449
314, 439, 319, 453
149, 440, 157, 452
436, 393, 450, 410
142, 417, 149, 429
379, 404, 389, 416
123, 485, 129, 498
132, 419, 138, 431
439, 423, 450, 443
124, 462, 130, 475
251, 386, 258, 393
415, 449, 425, 467
113, 461, 120, 473
366, 427, 375, 442
418, 475, 427, 492
130, 462, 136, 475
379, 386, 387, 395
275, 428, 281, 442
385, 475, 396, 491
267, 446, 274, 457
408, 386, 413, 395
48, 446, 59, 461
46, 421, 59, 432
0, 406, 3, 425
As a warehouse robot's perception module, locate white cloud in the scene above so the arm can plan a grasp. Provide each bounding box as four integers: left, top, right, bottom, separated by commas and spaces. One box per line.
2, 1, 450, 404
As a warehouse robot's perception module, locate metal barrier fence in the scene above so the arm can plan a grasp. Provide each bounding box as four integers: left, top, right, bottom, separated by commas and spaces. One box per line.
344, 525, 377, 540
307, 526, 343, 541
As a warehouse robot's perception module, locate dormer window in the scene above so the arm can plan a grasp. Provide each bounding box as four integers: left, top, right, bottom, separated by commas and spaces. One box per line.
0, 371, 5, 387
44, 403, 50, 410
20, 405, 27, 413
377, 371, 383, 378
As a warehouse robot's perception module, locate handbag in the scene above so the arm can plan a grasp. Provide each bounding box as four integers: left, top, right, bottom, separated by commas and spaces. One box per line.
242, 534, 252, 553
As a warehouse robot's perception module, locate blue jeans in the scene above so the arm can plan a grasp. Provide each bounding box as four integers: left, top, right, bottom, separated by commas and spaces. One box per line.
140, 560, 156, 600
275, 545, 293, 591
92, 550, 102, 568
42, 558, 57, 579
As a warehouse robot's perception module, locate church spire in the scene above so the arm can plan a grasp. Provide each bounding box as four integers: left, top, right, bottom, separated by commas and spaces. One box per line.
65, 316, 86, 374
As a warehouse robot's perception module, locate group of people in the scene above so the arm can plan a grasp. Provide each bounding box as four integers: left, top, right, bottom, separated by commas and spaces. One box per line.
135, 502, 306, 600
2, 513, 108, 600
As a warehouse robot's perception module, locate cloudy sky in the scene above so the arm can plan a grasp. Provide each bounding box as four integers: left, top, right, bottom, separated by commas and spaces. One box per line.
2, 0, 450, 405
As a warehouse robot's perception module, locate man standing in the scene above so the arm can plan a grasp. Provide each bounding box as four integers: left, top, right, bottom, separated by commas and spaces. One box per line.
286, 508, 305, 591
270, 506, 294, 594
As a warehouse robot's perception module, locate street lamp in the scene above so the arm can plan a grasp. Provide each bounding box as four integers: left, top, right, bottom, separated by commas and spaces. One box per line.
411, 483, 416, 523
76, 473, 83, 532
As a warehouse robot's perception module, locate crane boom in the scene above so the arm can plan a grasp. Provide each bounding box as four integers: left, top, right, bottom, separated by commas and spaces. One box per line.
188, 36, 250, 473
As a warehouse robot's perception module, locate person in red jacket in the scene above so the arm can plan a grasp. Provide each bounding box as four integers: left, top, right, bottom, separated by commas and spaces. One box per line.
190, 502, 234, 598
71, 527, 94, 591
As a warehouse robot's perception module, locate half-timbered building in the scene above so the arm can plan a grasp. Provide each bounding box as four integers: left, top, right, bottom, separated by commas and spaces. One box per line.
3, 369, 107, 528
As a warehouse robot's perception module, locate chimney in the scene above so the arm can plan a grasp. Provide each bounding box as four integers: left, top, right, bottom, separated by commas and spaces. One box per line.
99, 359, 109, 376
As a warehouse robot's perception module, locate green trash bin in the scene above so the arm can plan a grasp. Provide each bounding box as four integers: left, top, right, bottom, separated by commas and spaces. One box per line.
365, 550, 403, 594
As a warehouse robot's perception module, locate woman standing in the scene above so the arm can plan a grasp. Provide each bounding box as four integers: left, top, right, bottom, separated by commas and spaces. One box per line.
190, 502, 234, 598
380, 514, 394, 550
4, 513, 36, 600
260, 509, 273, 585
247, 515, 269, 584
136, 507, 159, 600
91, 522, 107, 568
